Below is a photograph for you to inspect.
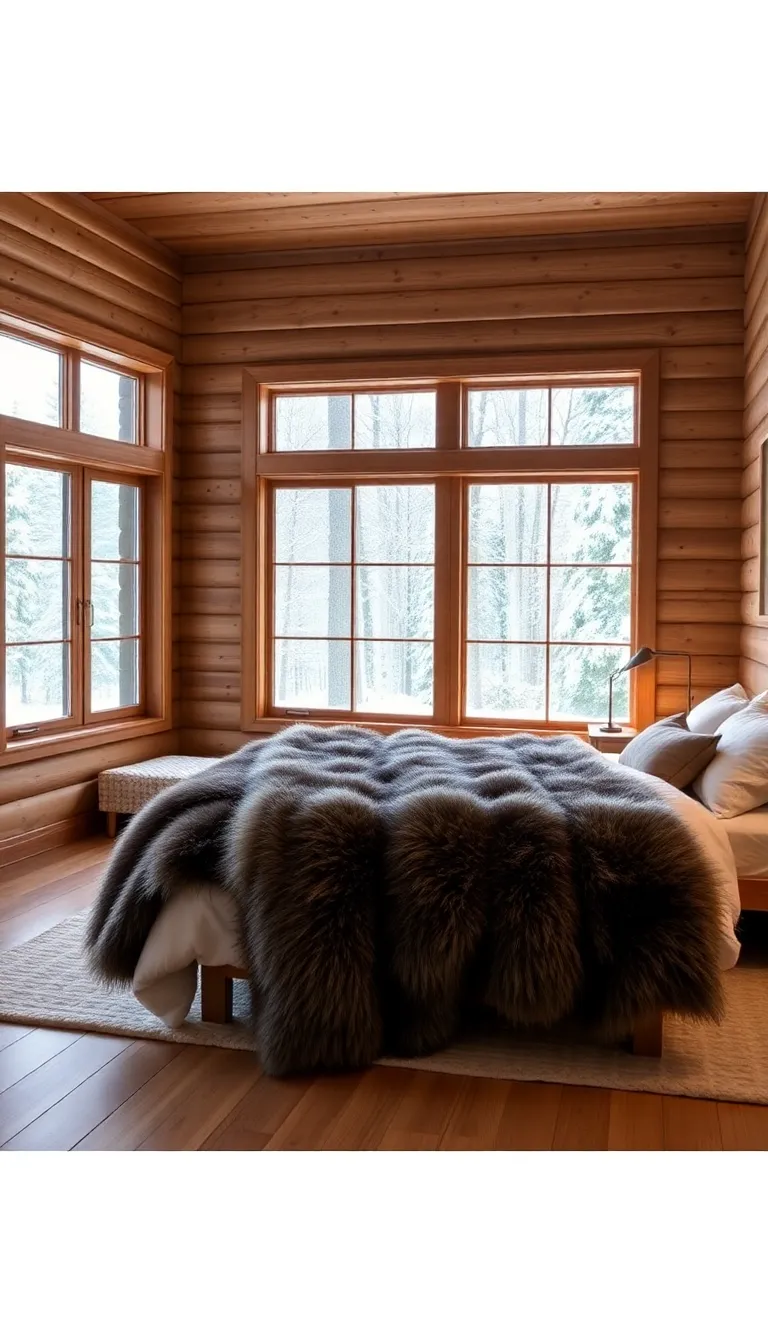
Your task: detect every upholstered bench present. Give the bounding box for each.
[98,755,218,837]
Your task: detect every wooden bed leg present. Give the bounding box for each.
[631,1011,663,1058]
[106,811,117,839]
[201,964,234,1025]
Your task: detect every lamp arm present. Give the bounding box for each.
[654,649,693,714]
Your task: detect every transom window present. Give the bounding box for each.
[0,330,141,444]
[246,360,654,734]
[275,390,437,451]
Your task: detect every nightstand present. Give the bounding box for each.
[587,724,637,754]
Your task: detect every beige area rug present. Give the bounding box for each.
[1,911,767,1103]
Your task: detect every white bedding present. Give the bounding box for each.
[132,762,743,1027]
[721,805,768,879]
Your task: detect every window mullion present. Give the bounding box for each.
[71,464,86,727]
[435,381,461,451]
[433,476,462,727]
[63,351,80,432]
[545,482,552,723]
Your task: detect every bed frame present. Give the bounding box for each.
[199,965,667,1056]
[198,879,768,1059]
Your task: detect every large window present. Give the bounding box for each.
[4,464,143,735]
[244,356,658,734]
[1,318,172,756]
[273,484,435,714]
[466,481,632,722]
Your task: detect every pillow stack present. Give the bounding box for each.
[690,688,768,818]
[618,682,768,819]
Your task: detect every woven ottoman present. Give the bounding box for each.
[98,755,219,837]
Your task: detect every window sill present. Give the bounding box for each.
[1,715,172,768]
[243,715,592,740]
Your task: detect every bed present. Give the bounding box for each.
[122,746,747,1063]
[721,806,768,910]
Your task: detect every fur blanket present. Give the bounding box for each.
[87,726,724,1075]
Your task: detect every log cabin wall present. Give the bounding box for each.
[741,195,768,695]
[0,194,182,863]
[178,224,746,756]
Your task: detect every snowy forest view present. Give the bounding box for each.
[4,465,140,726]
[2,332,141,728]
[2,336,635,728]
[273,386,633,720]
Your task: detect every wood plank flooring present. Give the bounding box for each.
[1,837,767,1150]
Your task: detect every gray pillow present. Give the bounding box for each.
[618,712,719,789]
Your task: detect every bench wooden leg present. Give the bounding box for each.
[106,811,118,839]
[631,1011,663,1057]
[201,964,234,1024]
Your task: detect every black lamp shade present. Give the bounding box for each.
[619,645,656,673]
[611,645,693,716]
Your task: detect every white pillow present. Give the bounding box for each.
[692,700,768,818]
[686,683,749,734]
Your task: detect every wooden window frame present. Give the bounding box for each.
[0,309,173,766]
[83,466,145,728]
[3,458,146,740]
[242,350,659,737]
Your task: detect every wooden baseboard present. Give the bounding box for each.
[0,811,100,868]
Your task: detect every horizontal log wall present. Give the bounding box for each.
[177,225,746,753]
[0,194,182,863]
[741,195,768,695]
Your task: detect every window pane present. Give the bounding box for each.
[550,567,631,642]
[354,392,436,448]
[91,563,139,638]
[274,638,351,709]
[468,484,548,563]
[355,641,433,714]
[467,567,547,641]
[80,362,138,443]
[91,638,139,711]
[550,483,632,563]
[275,488,351,563]
[5,464,69,557]
[466,643,546,719]
[275,565,351,637]
[6,559,69,642]
[6,642,69,726]
[275,395,352,451]
[91,481,140,560]
[467,388,549,446]
[550,385,635,445]
[549,645,630,721]
[0,333,61,426]
[355,566,433,639]
[355,485,435,563]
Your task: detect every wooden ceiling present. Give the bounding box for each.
[85,192,755,257]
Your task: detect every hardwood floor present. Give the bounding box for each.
[1,837,767,1150]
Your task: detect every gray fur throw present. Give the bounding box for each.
[87,725,724,1075]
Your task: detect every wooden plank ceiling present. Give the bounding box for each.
[85,193,755,256]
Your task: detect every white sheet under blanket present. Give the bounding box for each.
[132,760,742,1028]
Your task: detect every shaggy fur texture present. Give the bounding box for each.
[87,726,726,1075]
